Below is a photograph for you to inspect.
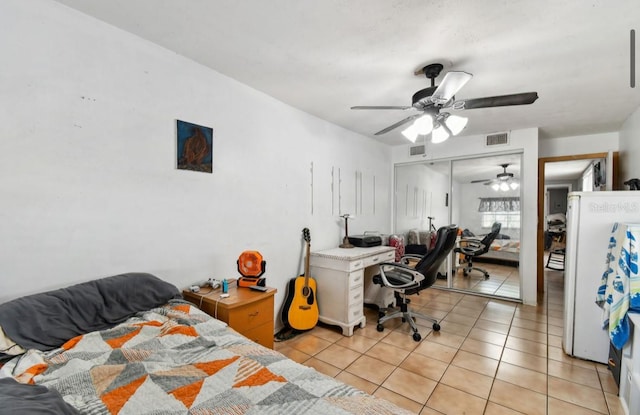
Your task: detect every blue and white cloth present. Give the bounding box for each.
[596,222,640,349]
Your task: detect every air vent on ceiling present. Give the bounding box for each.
[485,132,509,146]
[409,145,425,156]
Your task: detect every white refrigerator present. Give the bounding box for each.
[563,191,640,364]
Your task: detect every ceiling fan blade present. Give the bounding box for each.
[457,92,539,110]
[470,179,491,183]
[374,114,422,135]
[351,105,413,110]
[431,71,472,104]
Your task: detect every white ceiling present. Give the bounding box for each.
[544,159,595,182]
[54,0,640,147]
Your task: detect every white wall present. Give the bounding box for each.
[394,163,449,235]
[0,0,392,323]
[538,132,618,158]
[457,182,520,239]
[392,129,538,304]
[619,106,640,182]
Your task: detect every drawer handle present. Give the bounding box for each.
[608,358,616,367]
[353,261,363,268]
[371,256,379,263]
[352,293,361,300]
[248,311,260,317]
[353,275,362,282]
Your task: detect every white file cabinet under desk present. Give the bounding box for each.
[310,246,396,336]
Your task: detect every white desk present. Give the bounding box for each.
[310,245,395,336]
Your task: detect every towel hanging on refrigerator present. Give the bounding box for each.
[596,222,640,349]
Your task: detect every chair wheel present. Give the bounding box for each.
[376,324,384,332]
[412,332,421,342]
[378,311,385,318]
[484,274,490,279]
[432,323,441,331]
[463,270,469,276]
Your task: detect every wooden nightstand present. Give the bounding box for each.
[182,284,277,349]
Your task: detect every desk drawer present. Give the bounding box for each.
[347,303,363,323]
[363,250,394,268]
[348,285,363,306]
[348,270,364,289]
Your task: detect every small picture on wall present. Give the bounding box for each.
[176,120,213,173]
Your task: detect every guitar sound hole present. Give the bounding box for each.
[302,287,310,297]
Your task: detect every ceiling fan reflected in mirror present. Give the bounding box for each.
[471,163,520,191]
[351,63,538,143]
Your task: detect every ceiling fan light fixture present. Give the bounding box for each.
[401,124,419,143]
[413,114,433,135]
[491,183,500,191]
[510,181,519,190]
[500,182,510,192]
[431,125,450,143]
[444,115,468,135]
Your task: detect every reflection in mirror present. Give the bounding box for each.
[394,161,450,236]
[437,153,521,299]
[394,153,522,301]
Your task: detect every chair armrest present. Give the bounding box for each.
[401,254,423,260]
[458,236,482,245]
[399,254,423,266]
[378,262,424,289]
[455,239,487,255]
[455,243,487,255]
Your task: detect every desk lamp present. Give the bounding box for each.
[339,214,354,248]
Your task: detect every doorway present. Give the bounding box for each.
[536,152,618,295]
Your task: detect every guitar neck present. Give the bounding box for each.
[304,241,311,285]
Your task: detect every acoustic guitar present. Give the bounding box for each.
[282,228,319,330]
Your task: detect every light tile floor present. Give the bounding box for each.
[434,261,521,299]
[275,265,625,414]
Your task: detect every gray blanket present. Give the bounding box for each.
[0,378,79,415]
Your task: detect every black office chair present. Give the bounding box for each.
[454,222,502,279]
[373,225,459,342]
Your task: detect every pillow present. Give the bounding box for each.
[0,326,26,363]
[0,273,181,351]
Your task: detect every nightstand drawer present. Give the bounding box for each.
[227,296,273,330]
[237,322,274,349]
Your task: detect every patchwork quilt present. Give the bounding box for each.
[2,300,411,414]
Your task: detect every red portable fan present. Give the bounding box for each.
[237,250,266,287]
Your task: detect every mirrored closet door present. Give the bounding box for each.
[394,153,522,301]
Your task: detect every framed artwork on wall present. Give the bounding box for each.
[176,119,213,173]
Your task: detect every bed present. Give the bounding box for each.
[0,273,411,415]
[477,238,520,266]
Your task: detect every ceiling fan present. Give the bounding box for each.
[471,163,520,191]
[351,63,538,143]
